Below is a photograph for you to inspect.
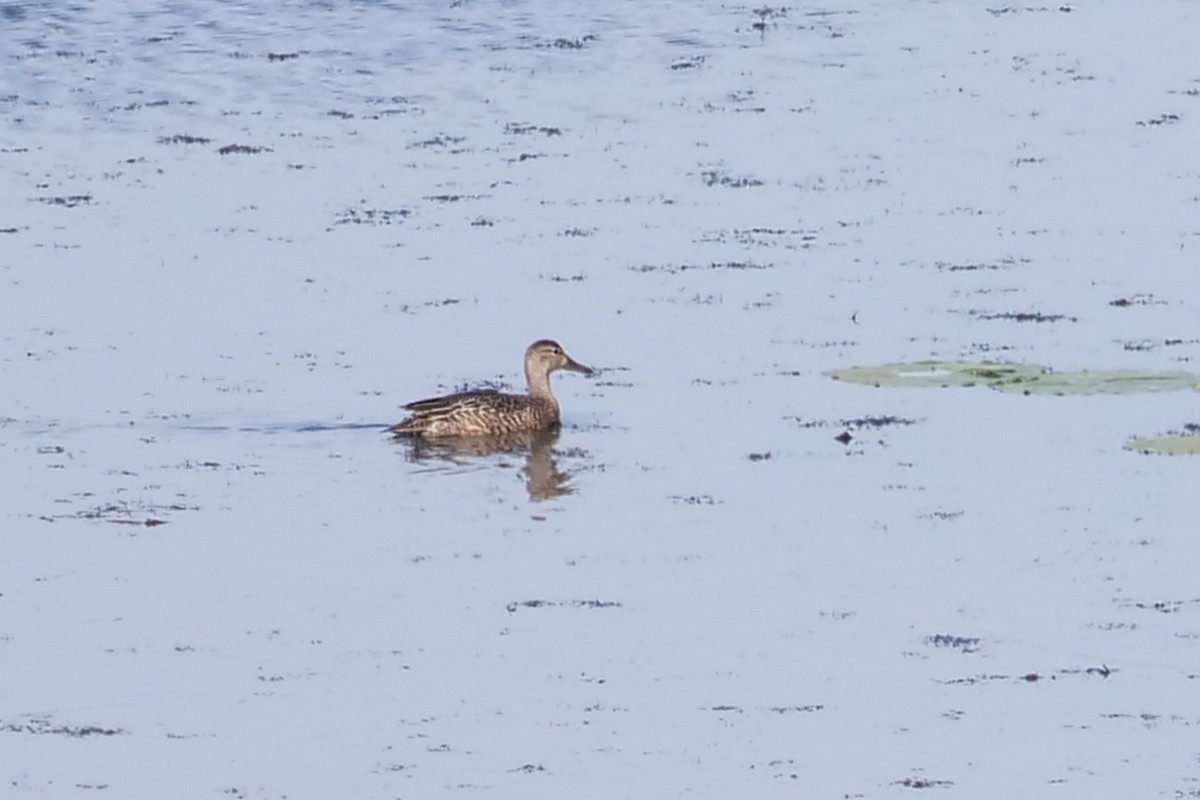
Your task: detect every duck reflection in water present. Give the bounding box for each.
[400,428,579,502]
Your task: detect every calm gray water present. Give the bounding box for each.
[3,2,1200,798]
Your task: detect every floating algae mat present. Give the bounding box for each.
[827,361,1200,396]
[1125,434,1200,456]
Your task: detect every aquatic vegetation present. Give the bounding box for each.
[828,360,1200,396]
[1125,433,1200,456]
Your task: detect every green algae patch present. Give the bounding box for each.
[1125,434,1200,456]
[828,361,1200,396]
[827,361,1047,390]
[989,370,1200,395]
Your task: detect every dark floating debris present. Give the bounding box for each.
[668,494,722,505]
[332,206,411,226]
[1136,113,1180,127]
[920,509,964,521]
[670,55,706,70]
[797,415,918,441]
[505,123,563,136]
[543,35,597,50]
[941,665,1113,684]
[700,169,763,188]
[841,415,917,429]
[158,134,211,145]
[973,310,1075,323]
[1119,338,1195,352]
[391,297,462,315]
[217,143,272,155]
[409,134,466,149]
[768,704,823,714]
[986,5,1075,15]
[117,99,173,112]
[505,599,621,613]
[892,777,954,789]
[44,498,195,526]
[508,764,547,774]
[925,634,981,653]
[1118,598,1199,614]
[700,226,819,248]
[33,194,92,207]
[935,258,1017,271]
[631,260,772,274]
[1108,293,1164,307]
[939,673,1013,686]
[751,6,787,35]
[423,194,488,203]
[109,518,168,527]
[0,718,125,737]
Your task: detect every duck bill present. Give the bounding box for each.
[564,355,594,376]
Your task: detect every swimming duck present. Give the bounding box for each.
[388,339,593,437]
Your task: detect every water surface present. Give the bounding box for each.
[3,2,1199,797]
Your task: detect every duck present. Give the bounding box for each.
[388,339,593,437]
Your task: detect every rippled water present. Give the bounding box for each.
[3,1,1200,797]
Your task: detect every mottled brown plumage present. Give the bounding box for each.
[388,340,593,437]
